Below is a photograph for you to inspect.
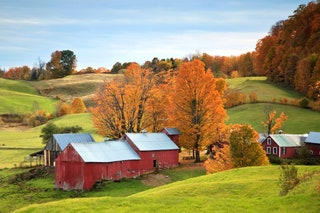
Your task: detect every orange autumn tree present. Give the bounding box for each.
[261,109,288,134]
[168,60,228,163]
[204,123,233,174]
[91,63,156,138]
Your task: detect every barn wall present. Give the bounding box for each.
[306,143,320,158]
[139,150,179,173]
[55,145,85,190]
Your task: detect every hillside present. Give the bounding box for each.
[29,73,121,106]
[15,166,320,213]
[0,78,57,114]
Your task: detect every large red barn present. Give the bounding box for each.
[55,132,179,190]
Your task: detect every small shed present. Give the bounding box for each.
[44,133,95,166]
[305,132,320,158]
[261,134,306,158]
[55,140,141,190]
[124,132,179,172]
[161,127,181,148]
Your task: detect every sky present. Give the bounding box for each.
[0,0,312,70]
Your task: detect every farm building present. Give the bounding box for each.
[261,134,307,158]
[305,132,320,158]
[55,132,179,190]
[161,127,181,148]
[44,133,95,166]
[55,140,141,190]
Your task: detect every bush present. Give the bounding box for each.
[279,163,299,196]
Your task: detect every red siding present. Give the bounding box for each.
[138,150,179,173]
[306,143,320,158]
[261,136,298,158]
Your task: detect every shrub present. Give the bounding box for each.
[299,98,309,108]
[279,163,299,196]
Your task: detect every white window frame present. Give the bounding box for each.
[267,147,271,154]
[273,147,277,154]
[282,147,286,155]
[267,138,271,145]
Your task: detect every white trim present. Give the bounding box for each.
[273,147,277,155]
[266,147,271,154]
[267,138,271,145]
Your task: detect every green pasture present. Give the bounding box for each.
[0,113,102,169]
[14,166,320,213]
[226,77,302,101]
[0,164,206,213]
[227,103,320,133]
[0,78,57,114]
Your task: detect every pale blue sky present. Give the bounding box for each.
[0,0,312,70]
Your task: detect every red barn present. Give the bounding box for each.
[305,132,320,158]
[55,140,141,190]
[124,132,180,172]
[55,132,179,190]
[261,134,306,158]
[161,127,181,148]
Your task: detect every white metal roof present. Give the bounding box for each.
[53,133,95,151]
[125,132,179,151]
[305,132,320,144]
[269,134,307,147]
[163,128,181,135]
[70,140,141,163]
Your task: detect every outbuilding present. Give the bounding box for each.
[305,132,320,158]
[44,133,95,166]
[55,132,179,190]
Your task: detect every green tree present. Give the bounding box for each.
[229,124,269,167]
[40,123,83,144]
[46,50,76,78]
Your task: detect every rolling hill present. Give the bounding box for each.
[14,165,320,213]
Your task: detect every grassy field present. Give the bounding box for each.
[227,103,320,133]
[13,165,320,213]
[0,78,57,114]
[0,164,206,213]
[226,77,303,101]
[0,113,103,169]
[29,73,121,105]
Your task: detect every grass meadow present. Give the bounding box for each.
[13,165,320,213]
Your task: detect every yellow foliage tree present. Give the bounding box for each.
[70,97,87,114]
[229,124,269,167]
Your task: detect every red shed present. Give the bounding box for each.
[55,140,140,190]
[305,132,320,158]
[161,127,181,148]
[261,134,306,158]
[124,132,179,172]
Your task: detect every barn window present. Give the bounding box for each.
[310,150,314,155]
[282,147,286,155]
[273,147,277,154]
[153,160,157,168]
[152,153,155,158]
[267,138,271,145]
[267,147,271,154]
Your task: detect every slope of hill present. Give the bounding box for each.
[227,103,320,133]
[0,78,57,114]
[15,166,320,213]
[226,76,302,101]
[29,73,120,106]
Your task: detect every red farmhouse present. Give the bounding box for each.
[261,134,306,158]
[55,132,179,190]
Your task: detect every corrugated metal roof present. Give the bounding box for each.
[53,133,95,151]
[305,132,320,144]
[270,134,306,147]
[125,133,179,151]
[71,140,141,163]
[163,128,181,135]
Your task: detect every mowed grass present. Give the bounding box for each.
[0,113,102,169]
[15,166,320,213]
[29,73,121,104]
[227,103,320,133]
[0,78,57,114]
[226,77,302,101]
